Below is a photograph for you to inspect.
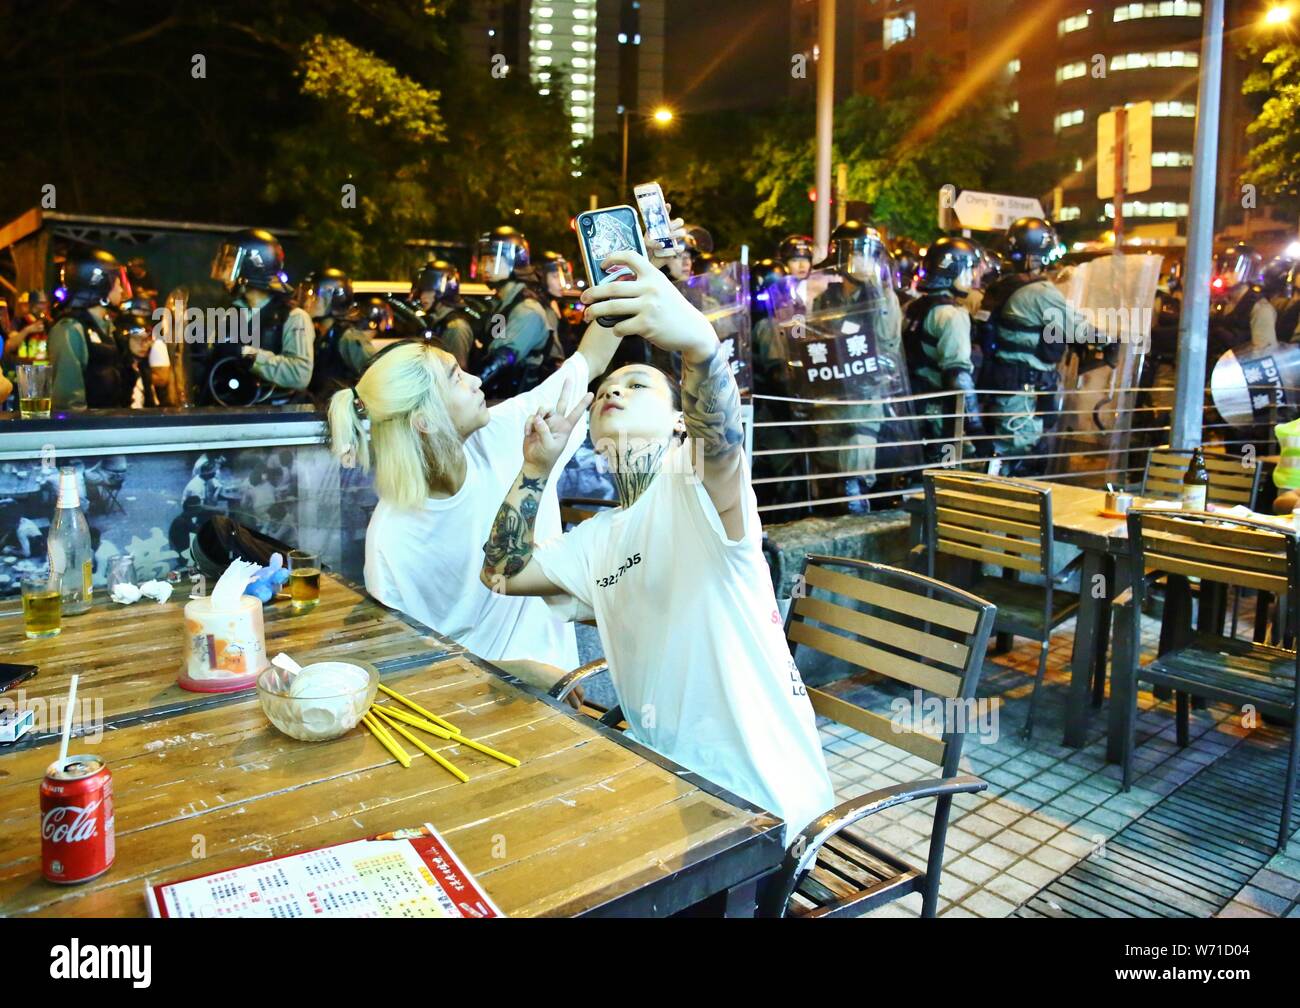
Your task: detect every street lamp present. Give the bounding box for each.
[1265,4,1293,25]
[620,105,674,195]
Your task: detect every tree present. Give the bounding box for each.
[1243,38,1300,220]
[748,64,1061,244]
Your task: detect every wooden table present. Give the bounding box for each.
[0,576,458,741]
[0,577,783,917]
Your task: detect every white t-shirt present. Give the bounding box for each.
[364,355,589,670]
[534,444,834,840]
[130,339,171,408]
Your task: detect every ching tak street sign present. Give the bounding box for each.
[946,189,1047,232]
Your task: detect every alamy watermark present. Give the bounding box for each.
[149,305,260,348]
[890,689,1000,746]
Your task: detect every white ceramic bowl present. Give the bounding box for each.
[256,661,378,742]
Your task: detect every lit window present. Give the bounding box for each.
[1007,58,1021,74]
[571,89,588,100]
[1055,109,1085,130]
[1075,157,1084,172]
[537,23,553,34]
[538,72,551,81]
[1114,1,1202,22]
[1152,151,1194,167]
[538,88,550,95]
[572,40,589,51]
[1058,206,1082,221]
[1058,13,1089,34]
[571,73,588,83]
[1057,61,1087,82]
[1111,50,1199,71]
[572,57,589,67]
[573,24,588,35]
[618,32,627,43]
[1153,100,1196,116]
[535,39,553,50]
[883,12,916,48]
[571,106,587,117]
[537,7,553,16]
[1008,99,1020,114]
[536,56,552,66]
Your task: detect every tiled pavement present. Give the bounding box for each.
[812,610,1294,918]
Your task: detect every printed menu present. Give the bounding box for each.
[146,824,503,918]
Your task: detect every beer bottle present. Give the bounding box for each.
[1182,446,1209,511]
[48,467,94,615]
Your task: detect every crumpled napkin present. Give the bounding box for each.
[139,580,173,603]
[110,582,142,605]
[110,579,172,605]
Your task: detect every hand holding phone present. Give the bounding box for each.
[575,205,647,329]
[634,182,684,257]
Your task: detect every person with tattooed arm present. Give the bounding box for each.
[327,319,617,704]
[480,250,834,839]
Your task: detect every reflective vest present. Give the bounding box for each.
[1274,416,1300,491]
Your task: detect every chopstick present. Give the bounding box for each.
[375,703,521,768]
[361,713,411,768]
[376,682,460,734]
[370,706,470,783]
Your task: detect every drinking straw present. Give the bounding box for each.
[375,682,459,734]
[361,713,411,768]
[370,706,469,783]
[374,703,520,768]
[57,675,78,773]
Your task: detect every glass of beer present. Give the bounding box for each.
[21,571,62,639]
[288,550,320,612]
[16,364,52,419]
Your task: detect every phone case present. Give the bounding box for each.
[634,182,681,254]
[575,206,646,329]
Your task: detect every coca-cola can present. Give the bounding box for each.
[41,755,115,884]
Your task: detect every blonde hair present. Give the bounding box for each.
[328,342,464,510]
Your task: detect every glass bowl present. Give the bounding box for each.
[256,661,378,742]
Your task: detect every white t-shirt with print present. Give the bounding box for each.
[533,443,834,839]
[364,355,589,669]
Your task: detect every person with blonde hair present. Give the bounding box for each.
[327,318,620,689]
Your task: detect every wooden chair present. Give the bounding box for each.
[1141,445,1265,645]
[921,469,1081,737]
[759,555,995,918]
[1141,446,1261,509]
[1113,509,1300,849]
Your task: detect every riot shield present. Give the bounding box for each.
[1051,253,1161,482]
[675,261,752,395]
[1210,342,1300,448]
[778,268,921,498]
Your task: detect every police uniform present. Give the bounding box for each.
[48,308,129,410]
[238,294,316,393]
[904,292,975,462]
[484,279,555,392]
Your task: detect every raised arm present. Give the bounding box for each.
[581,249,748,537]
[680,341,747,536]
[480,377,593,597]
[575,318,621,379]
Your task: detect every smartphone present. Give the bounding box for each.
[574,205,647,329]
[634,181,681,255]
[0,663,37,693]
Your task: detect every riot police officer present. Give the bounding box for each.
[538,250,579,358]
[47,249,132,410]
[892,237,921,310]
[1263,255,1299,345]
[977,217,1086,475]
[298,268,375,399]
[410,259,476,368]
[903,237,985,463]
[807,220,905,513]
[475,226,555,395]
[750,259,806,508]
[1209,242,1274,358]
[209,228,315,404]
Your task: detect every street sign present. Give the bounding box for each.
[1097,101,1153,199]
[949,190,1046,232]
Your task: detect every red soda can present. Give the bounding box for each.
[40,756,115,884]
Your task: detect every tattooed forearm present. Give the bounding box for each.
[482,468,547,584]
[611,441,666,509]
[681,343,743,460]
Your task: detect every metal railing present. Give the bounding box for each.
[749,383,1286,516]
